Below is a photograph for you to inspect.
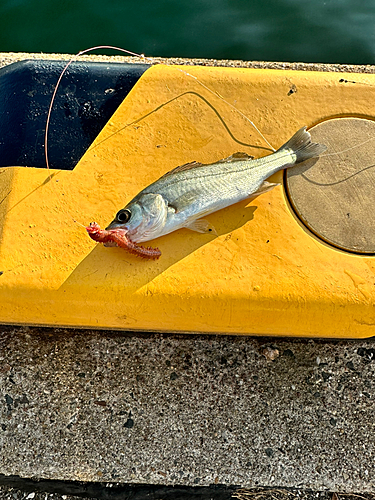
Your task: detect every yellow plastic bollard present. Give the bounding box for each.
[0,64,374,336]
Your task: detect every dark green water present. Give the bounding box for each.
[0,0,374,64]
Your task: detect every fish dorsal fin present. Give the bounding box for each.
[160,152,253,179]
[160,161,205,179]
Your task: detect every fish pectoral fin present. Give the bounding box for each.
[185,218,217,235]
[249,181,280,199]
[169,191,200,213]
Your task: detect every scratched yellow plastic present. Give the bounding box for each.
[0,64,375,336]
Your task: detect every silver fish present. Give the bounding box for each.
[106,127,326,243]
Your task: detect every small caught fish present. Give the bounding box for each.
[87,127,326,259]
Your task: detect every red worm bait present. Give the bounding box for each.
[86,222,161,260]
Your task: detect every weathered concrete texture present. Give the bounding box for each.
[0,487,82,500]
[0,327,374,491]
[0,51,375,73]
[0,486,372,500]
[0,478,237,500]
[0,485,374,500]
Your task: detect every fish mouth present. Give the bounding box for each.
[103,226,129,247]
[105,219,129,231]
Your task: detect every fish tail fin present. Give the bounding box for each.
[278,126,327,163]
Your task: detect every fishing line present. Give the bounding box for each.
[177,69,277,151]
[320,134,375,157]
[301,162,375,187]
[44,45,278,178]
[46,45,373,172]
[44,45,146,173]
[44,46,150,228]
[44,45,373,229]
[45,45,282,230]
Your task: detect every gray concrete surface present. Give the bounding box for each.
[0,487,82,500]
[0,486,372,500]
[0,326,374,491]
[1,51,375,73]
[0,485,373,500]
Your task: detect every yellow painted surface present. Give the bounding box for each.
[0,64,375,336]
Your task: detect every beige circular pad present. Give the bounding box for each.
[286,117,375,254]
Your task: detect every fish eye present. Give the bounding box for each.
[116,209,131,223]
